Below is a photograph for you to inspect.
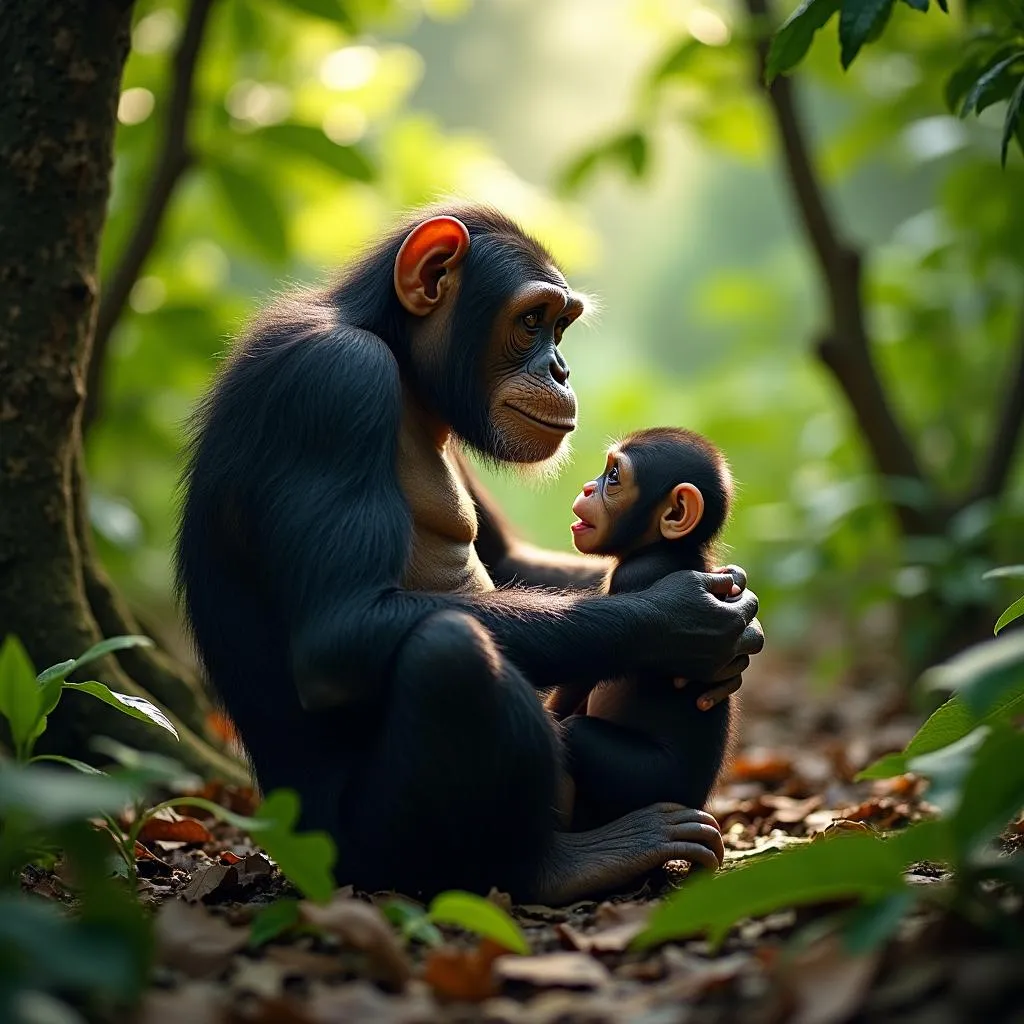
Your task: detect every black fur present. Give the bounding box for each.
[565,428,736,828]
[175,208,756,899]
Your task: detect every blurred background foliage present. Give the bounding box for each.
[90,0,1023,680]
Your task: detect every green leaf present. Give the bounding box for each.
[842,890,918,953]
[982,565,1024,580]
[37,658,75,685]
[839,0,894,69]
[558,147,604,194]
[765,0,841,82]
[617,132,648,178]
[381,897,444,946]
[91,737,198,788]
[634,823,945,949]
[857,678,1024,780]
[62,682,179,739]
[70,635,153,673]
[255,790,337,903]
[271,0,355,29]
[923,630,1024,717]
[254,124,375,182]
[951,726,1024,859]
[0,763,139,824]
[428,891,530,954]
[1001,76,1024,165]
[960,52,1024,117]
[209,162,289,263]
[29,754,106,776]
[908,726,989,814]
[0,894,143,1003]
[249,899,303,948]
[650,38,705,84]
[995,594,1024,633]
[0,635,43,758]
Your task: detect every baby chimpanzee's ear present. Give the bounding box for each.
[660,483,704,541]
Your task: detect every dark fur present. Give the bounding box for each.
[565,428,736,828]
[175,207,744,899]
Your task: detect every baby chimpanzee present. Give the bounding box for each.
[561,427,738,830]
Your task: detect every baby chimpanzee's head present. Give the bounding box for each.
[570,427,732,559]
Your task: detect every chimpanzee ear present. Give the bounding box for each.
[394,216,471,316]
[660,483,704,541]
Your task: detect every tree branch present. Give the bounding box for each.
[971,301,1024,503]
[84,0,215,430]
[744,0,936,536]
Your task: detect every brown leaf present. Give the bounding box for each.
[220,850,243,865]
[811,819,875,841]
[300,896,411,991]
[138,809,214,845]
[778,933,880,1024]
[154,900,248,979]
[495,951,611,990]
[183,862,237,902]
[135,980,225,1024]
[728,750,794,784]
[556,914,648,954]
[306,980,437,1024]
[422,938,509,1002]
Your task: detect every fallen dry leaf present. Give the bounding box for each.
[422,938,509,1002]
[779,932,880,1024]
[183,862,236,902]
[495,951,611,990]
[728,749,794,784]
[811,819,876,841]
[305,980,437,1024]
[300,895,411,991]
[138,808,214,845]
[135,980,226,1024]
[154,900,249,979]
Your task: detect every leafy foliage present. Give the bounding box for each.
[428,891,530,954]
[766,0,1024,163]
[634,623,1024,951]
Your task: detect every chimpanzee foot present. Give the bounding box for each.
[530,803,724,905]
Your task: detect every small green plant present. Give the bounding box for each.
[984,565,1024,634]
[634,621,1024,952]
[0,633,171,763]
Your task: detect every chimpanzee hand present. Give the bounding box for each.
[638,567,761,688]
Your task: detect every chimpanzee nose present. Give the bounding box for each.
[550,355,570,385]
[582,482,596,497]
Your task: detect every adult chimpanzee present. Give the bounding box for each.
[560,428,739,829]
[175,204,763,903]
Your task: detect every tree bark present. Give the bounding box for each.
[0,0,244,783]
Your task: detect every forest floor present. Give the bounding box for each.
[24,652,1024,1024]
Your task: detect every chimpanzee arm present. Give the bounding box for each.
[455,453,610,592]
[234,324,756,709]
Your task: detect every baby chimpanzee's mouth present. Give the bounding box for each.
[570,518,593,534]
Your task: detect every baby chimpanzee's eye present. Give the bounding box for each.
[607,464,620,485]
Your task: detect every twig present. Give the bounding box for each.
[84,0,215,429]
[744,0,934,535]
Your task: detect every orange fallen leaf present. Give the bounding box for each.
[728,750,794,784]
[422,938,509,1002]
[138,809,214,845]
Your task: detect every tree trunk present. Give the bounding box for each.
[0,0,245,784]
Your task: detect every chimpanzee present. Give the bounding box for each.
[175,204,763,902]
[558,428,739,829]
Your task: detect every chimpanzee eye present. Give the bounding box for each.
[521,310,543,332]
[554,317,570,342]
[607,464,620,485]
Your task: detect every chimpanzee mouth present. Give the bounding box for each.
[570,518,593,534]
[505,403,576,433]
